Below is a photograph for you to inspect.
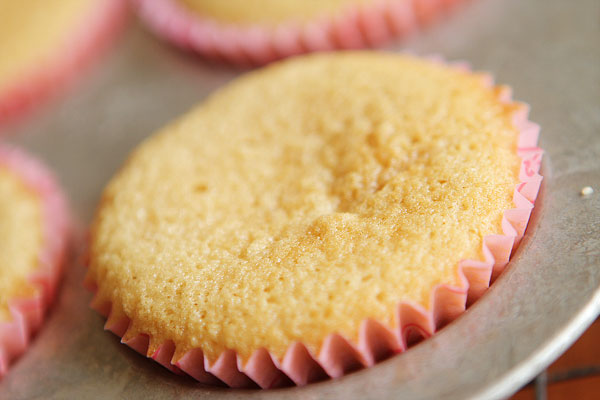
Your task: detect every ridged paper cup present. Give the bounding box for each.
[0,145,70,377]
[85,55,543,388]
[132,0,466,66]
[0,0,128,128]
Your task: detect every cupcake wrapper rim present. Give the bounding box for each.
[131,0,466,66]
[0,145,70,378]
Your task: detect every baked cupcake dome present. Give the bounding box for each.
[0,0,126,125]
[87,52,542,388]
[0,145,69,377]
[132,0,464,66]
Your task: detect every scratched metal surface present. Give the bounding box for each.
[1,0,599,398]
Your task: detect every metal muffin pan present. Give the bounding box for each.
[2,0,599,398]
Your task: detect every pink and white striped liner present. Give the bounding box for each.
[131,0,465,66]
[0,0,128,128]
[86,59,543,388]
[0,145,70,378]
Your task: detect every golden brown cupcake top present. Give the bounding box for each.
[88,52,520,363]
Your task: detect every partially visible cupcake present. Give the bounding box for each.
[0,145,69,377]
[0,0,127,126]
[132,0,464,66]
[86,52,542,388]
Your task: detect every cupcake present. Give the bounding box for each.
[0,145,69,377]
[0,0,127,126]
[86,52,542,388]
[132,0,464,66]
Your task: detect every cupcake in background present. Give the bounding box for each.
[0,0,127,127]
[0,145,69,378]
[132,0,464,66]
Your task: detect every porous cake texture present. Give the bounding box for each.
[88,52,521,365]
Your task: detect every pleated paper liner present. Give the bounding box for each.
[0,145,70,377]
[132,0,466,66]
[0,0,128,128]
[85,58,543,388]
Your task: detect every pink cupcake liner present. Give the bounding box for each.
[131,0,466,66]
[0,145,70,378]
[0,0,128,128]
[86,58,543,388]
